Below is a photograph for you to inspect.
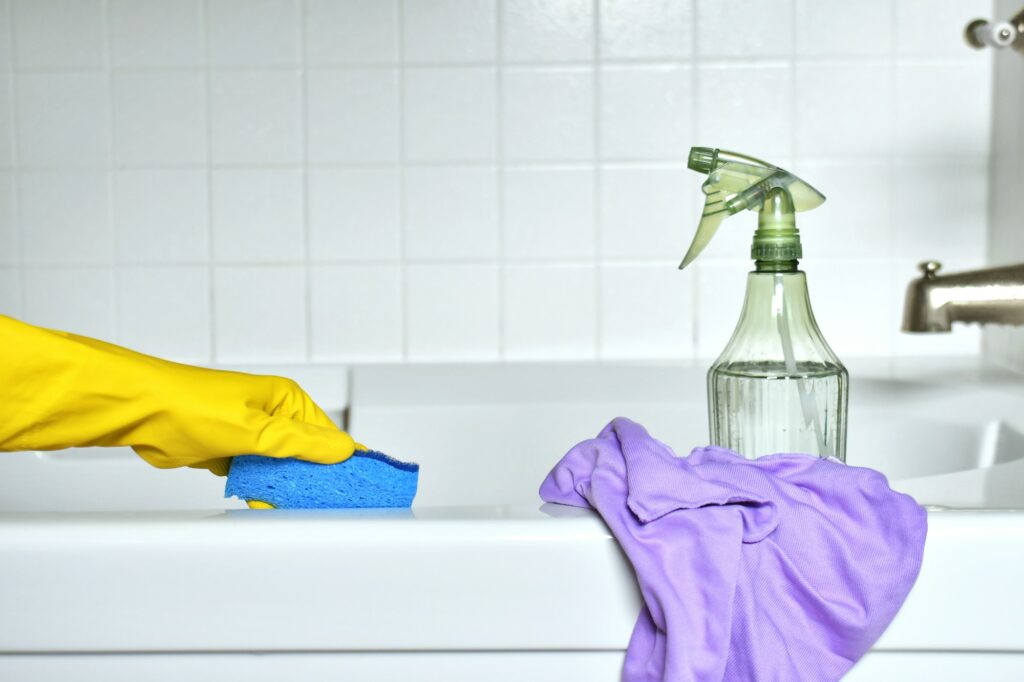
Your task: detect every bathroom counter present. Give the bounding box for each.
[2,358,1023,680]
[0,505,1021,654]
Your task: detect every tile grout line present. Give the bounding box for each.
[102,0,118,343]
[201,0,217,363]
[14,153,990,172]
[495,0,506,360]
[592,0,603,360]
[397,0,410,361]
[689,0,700,359]
[6,54,971,75]
[886,0,898,358]
[7,0,24,317]
[300,0,313,362]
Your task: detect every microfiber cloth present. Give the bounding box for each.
[225,450,419,509]
[540,417,927,682]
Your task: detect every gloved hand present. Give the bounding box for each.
[0,315,360,475]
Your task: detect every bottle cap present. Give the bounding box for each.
[679,147,824,270]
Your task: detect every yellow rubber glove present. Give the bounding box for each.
[0,315,359,476]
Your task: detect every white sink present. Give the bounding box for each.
[1,358,1023,681]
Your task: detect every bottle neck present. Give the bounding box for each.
[715,269,842,368]
[754,259,799,273]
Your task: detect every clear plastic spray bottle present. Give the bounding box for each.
[680,148,848,461]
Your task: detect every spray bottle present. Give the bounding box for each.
[681,147,848,460]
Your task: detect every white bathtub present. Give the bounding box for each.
[1,359,1023,681]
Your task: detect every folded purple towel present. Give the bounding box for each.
[539,417,927,682]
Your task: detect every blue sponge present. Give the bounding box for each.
[225,451,419,509]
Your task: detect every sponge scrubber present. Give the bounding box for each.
[225,450,419,509]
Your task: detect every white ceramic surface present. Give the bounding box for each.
[1,359,1022,680]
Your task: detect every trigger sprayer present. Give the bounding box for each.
[681,147,848,461]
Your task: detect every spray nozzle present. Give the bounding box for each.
[679,147,825,270]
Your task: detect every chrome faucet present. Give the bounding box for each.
[902,261,1024,332]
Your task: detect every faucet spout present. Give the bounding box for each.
[902,262,1024,332]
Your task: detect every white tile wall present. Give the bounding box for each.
[308,167,400,261]
[0,171,15,264]
[600,65,691,159]
[504,264,597,359]
[112,72,206,166]
[17,73,109,167]
[502,67,593,161]
[211,168,305,263]
[403,67,497,161]
[406,263,499,360]
[403,166,498,259]
[207,0,301,67]
[116,265,210,362]
[209,70,302,164]
[108,0,204,68]
[984,0,1024,369]
[0,75,12,167]
[306,69,399,163]
[0,0,998,364]
[305,0,398,65]
[310,264,403,360]
[213,265,306,362]
[0,1,11,72]
[502,0,592,62]
[12,0,105,70]
[503,167,594,260]
[402,0,497,64]
[113,169,209,264]
[22,266,115,340]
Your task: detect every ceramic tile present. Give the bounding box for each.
[207,0,300,67]
[21,171,110,265]
[404,166,498,260]
[109,0,203,67]
[17,74,109,167]
[306,0,398,65]
[502,0,593,62]
[503,167,595,260]
[502,67,593,161]
[307,69,399,163]
[112,72,206,166]
[696,0,792,58]
[23,266,115,339]
[406,263,500,360]
[402,0,496,63]
[213,265,307,362]
[403,67,497,162]
[794,62,892,158]
[13,0,104,69]
[600,166,692,259]
[600,66,691,160]
[795,0,891,57]
[599,0,692,59]
[211,169,304,263]
[117,266,210,362]
[114,169,208,264]
[310,265,402,360]
[504,264,597,359]
[601,264,694,359]
[308,168,400,262]
[209,70,302,165]
[0,266,19,317]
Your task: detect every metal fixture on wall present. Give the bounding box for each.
[965,7,1024,53]
[902,261,1024,332]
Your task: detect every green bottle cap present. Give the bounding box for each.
[679,147,824,270]
[687,147,717,174]
[752,187,802,263]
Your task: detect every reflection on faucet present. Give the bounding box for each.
[902,261,1024,332]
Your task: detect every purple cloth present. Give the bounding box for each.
[539,417,927,682]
